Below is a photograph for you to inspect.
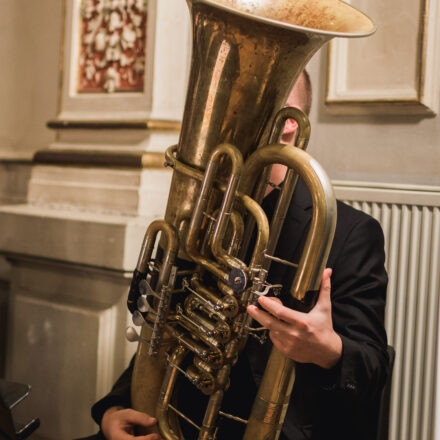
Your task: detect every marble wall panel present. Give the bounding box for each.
[6,258,135,439]
[0,162,32,205]
[28,166,172,216]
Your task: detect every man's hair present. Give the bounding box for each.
[285,69,312,117]
[302,69,312,116]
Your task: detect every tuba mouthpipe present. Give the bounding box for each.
[241,144,336,299]
[265,168,299,260]
[240,107,311,262]
[264,109,311,260]
[267,107,311,149]
[248,108,311,217]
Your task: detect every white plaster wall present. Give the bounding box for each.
[0,0,61,159]
[307,49,440,187]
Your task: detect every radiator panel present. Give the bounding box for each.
[340,193,440,440]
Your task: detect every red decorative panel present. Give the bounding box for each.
[78,0,148,93]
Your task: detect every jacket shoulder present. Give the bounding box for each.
[335,199,382,233]
[329,200,384,266]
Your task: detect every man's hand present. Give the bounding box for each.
[101,407,162,440]
[247,268,342,369]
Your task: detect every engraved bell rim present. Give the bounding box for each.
[189,0,376,39]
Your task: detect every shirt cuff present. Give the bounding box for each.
[319,334,360,396]
[91,394,129,427]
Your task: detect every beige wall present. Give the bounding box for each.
[0,2,179,437]
[308,50,440,187]
[0,2,439,439]
[1,2,438,183]
[0,0,61,159]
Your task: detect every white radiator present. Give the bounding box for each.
[334,181,440,440]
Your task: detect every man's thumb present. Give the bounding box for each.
[125,409,158,427]
[315,268,332,309]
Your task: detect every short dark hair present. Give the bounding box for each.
[286,69,312,116]
[302,69,312,116]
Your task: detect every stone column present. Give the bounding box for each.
[0,0,190,438]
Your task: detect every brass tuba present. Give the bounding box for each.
[126,1,375,439]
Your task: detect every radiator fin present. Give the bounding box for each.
[342,200,440,440]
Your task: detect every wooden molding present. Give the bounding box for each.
[33,149,166,169]
[46,119,181,131]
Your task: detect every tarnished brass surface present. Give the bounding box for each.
[135,220,178,285]
[130,220,179,426]
[185,143,245,281]
[131,324,173,434]
[241,144,337,297]
[129,1,375,439]
[157,346,188,439]
[243,348,295,440]
[211,0,375,35]
[166,1,329,252]
[240,107,311,260]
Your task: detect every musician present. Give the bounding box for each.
[88,71,388,440]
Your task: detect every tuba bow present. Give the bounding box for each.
[126,1,375,439]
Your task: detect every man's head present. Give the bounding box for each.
[281,70,312,145]
[267,70,312,193]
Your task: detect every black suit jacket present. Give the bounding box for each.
[92,180,388,440]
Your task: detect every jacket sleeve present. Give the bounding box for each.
[321,215,389,401]
[91,356,135,426]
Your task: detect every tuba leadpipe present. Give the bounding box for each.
[127,1,375,439]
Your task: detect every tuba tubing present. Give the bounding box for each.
[127,1,375,439]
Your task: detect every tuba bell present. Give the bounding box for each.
[126,1,375,439]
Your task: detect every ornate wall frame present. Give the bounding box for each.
[326,0,440,116]
[52,0,190,128]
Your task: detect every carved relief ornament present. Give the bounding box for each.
[78,0,148,93]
